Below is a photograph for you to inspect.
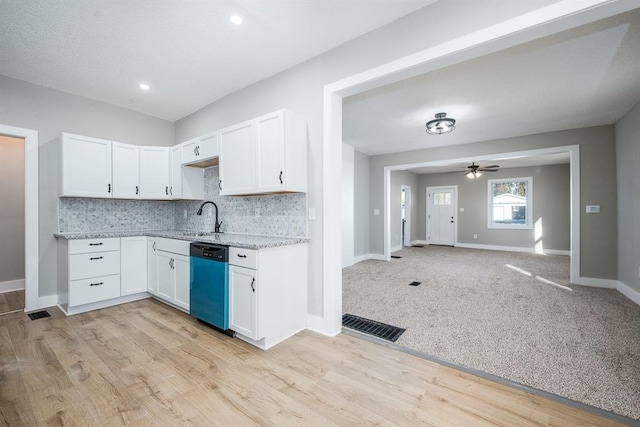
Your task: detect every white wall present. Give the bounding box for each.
[390,170,419,249]
[354,150,371,258]
[0,75,174,297]
[0,135,25,283]
[341,144,354,267]
[615,102,640,293]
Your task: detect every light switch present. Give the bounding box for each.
[373,209,380,215]
[459,208,465,213]
[585,205,600,214]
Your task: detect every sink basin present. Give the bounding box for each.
[180,231,220,237]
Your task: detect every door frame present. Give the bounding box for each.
[426,185,458,247]
[317,0,629,337]
[0,124,40,312]
[401,185,411,247]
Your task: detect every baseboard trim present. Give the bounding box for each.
[455,242,570,256]
[62,292,151,316]
[353,253,386,264]
[306,314,340,337]
[390,245,402,253]
[0,279,25,293]
[32,295,58,312]
[617,281,640,307]
[573,277,618,289]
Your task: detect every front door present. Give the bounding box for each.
[427,186,456,246]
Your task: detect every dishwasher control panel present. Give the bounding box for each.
[190,242,228,262]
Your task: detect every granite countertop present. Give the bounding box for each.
[54,230,309,249]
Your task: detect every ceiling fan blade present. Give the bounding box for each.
[482,165,500,169]
[479,169,499,172]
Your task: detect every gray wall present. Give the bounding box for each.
[174,1,557,315]
[416,164,570,251]
[0,135,25,282]
[369,126,617,280]
[354,150,370,257]
[0,75,174,297]
[615,102,640,293]
[390,170,419,248]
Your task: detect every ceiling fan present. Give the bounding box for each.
[462,162,499,178]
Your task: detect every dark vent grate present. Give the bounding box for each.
[409,281,422,286]
[342,314,405,342]
[28,310,51,320]
[390,255,402,259]
[411,245,425,248]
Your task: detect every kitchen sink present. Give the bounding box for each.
[179,231,221,237]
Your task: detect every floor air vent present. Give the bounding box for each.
[409,281,422,286]
[27,310,51,321]
[411,245,425,248]
[342,314,405,342]
[391,255,402,259]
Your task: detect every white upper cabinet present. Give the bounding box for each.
[170,146,183,199]
[139,146,170,199]
[219,120,256,196]
[181,131,218,167]
[112,142,140,199]
[60,133,112,198]
[219,109,307,196]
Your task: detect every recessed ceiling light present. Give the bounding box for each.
[229,15,243,25]
[139,83,150,91]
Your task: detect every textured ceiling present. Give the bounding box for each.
[343,9,640,156]
[0,0,435,121]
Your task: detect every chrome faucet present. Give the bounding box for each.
[196,201,222,233]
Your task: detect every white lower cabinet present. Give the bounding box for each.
[229,265,258,339]
[121,236,147,296]
[228,243,308,350]
[147,238,190,311]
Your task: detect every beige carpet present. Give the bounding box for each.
[342,246,640,420]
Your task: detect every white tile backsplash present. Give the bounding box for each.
[59,166,308,237]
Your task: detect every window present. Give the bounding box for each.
[432,191,451,205]
[487,177,533,229]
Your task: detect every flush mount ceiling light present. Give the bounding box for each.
[229,14,243,25]
[139,83,150,91]
[426,112,456,135]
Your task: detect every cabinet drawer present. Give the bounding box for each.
[69,238,120,254]
[155,238,190,256]
[69,274,121,307]
[229,247,258,269]
[70,250,120,280]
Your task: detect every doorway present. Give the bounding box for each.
[426,185,457,246]
[0,135,26,314]
[401,185,411,247]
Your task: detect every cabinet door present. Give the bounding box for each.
[219,121,255,195]
[255,111,285,193]
[147,239,158,295]
[112,142,140,199]
[156,251,174,301]
[170,146,183,199]
[180,138,199,165]
[61,134,112,198]
[198,131,218,158]
[121,236,147,296]
[173,254,190,310]
[229,265,258,339]
[139,147,170,199]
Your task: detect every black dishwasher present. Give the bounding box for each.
[189,242,230,332]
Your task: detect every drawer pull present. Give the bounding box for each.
[89,282,104,287]
[89,243,103,246]
[89,256,104,261]
[237,254,247,258]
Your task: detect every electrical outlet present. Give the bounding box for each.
[638,266,640,278]
[207,209,212,218]
[395,235,399,241]
[373,209,380,215]
[473,234,478,239]
[255,208,260,218]
[308,208,316,220]
[183,209,187,219]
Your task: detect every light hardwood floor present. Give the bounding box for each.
[0,289,24,315]
[0,298,627,426]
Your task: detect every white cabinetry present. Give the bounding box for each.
[147,237,190,311]
[181,131,219,167]
[219,109,307,196]
[228,244,307,349]
[140,146,170,199]
[170,146,183,199]
[171,145,204,200]
[121,236,147,295]
[112,142,140,198]
[60,133,112,198]
[57,237,149,315]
